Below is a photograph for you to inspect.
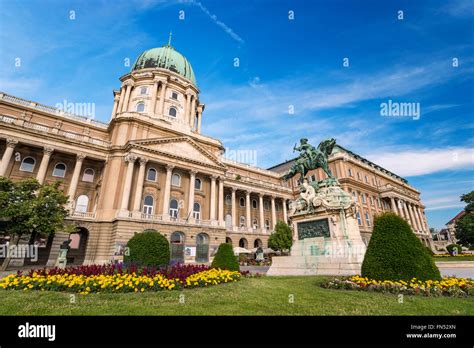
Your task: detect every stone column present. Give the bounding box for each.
[259,193,264,231]
[150,79,159,115]
[111,95,119,118]
[188,170,197,220]
[271,196,277,229]
[67,153,86,207]
[36,146,54,184]
[184,93,191,124]
[231,188,236,227]
[282,198,288,223]
[120,154,136,211]
[162,165,174,217]
[390,197,400,215]
[395,198,404,218]
[0,138,17,176]
[117,86,125,113]
[190,96,196,126]
[245,191,251,229]
[121,83,132,112]
[210,175,217,221]
[158,81,167,116]
[197,105,204,132]
[402,201,411,226]
[407,203,418,231]
[413,205,422,232]
[417,206,427,233]
[132,158,148,213]
[218,177,224,223]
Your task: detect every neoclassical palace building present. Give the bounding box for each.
[0,43,433,267]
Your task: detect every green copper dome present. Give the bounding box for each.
[132,44,197,85]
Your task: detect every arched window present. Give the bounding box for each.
[82,168,94,182]
[143,195,154,215]
[240,216,246,227]
[264,200,270,211]
[19,157,35,172]
[52,163,67,177]
[193,202,201,220]
[252,199,257,209]
[265,219,270,230]
[225,237,232,245]
[169,107,177,117]
[254,239,262,248]
[195,178,202,190]
[75,195,89,213]
[147,168,157,181]
[239,238,248,248]
[239,197,245,207]
[225,214,232,229]
[171,173,181,186]
[252,218,258,229]
[136,102,145,112]
[169,199,179,218]
[225,194,231,205]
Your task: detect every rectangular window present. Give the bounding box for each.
[362,193,366,204]
[365,175,369,183]
[365,212,371,227]
[357,172,361,180]
[171,92,178,100]
[356,212,362,226]
[348,168,353,177]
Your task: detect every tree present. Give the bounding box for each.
[455,191,474,247]
[268,221,293,254]
[361,212,441,281]
[0,177,72,271]
[211,243,239,271]
[124,230,170,267]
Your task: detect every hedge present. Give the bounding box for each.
[361,213,441,281]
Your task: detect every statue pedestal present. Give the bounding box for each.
[267,181,366,276]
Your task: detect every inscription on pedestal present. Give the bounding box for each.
[297,219,330,240]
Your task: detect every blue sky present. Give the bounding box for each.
[0,0,473,229]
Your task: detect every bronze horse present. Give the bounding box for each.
[282,138,336,181]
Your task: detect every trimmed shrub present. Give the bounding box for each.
[211,243,239,271]
[124,230,170,267]
[361,213,441,281]
[446,244,463,256]
[425,246,434,256]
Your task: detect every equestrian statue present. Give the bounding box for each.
[282,138,336,182]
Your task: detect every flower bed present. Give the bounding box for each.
[434,253,473,257]
[321,275,474,297]
[0,264,240,294]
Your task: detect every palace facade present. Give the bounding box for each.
[0,43,433,267]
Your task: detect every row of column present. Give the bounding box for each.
[0,138,88,210]
[118,153,288,230]
[389,196,428,234]
[229,188,288,231]
[111,79,203,131]
[120,154,225,223]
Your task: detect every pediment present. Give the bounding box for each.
[131,136,225,169]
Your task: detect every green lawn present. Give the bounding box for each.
[434,256,474,262]
[0,276,473,316]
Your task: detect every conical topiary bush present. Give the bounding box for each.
[361,212,441,281]
[211,243,239,271]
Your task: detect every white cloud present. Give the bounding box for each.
[366,147,474,177]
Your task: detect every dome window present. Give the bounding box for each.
[136,102,145,113]
[140,87,148,95]
[169,107,177,118]
[171,92,178,100]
